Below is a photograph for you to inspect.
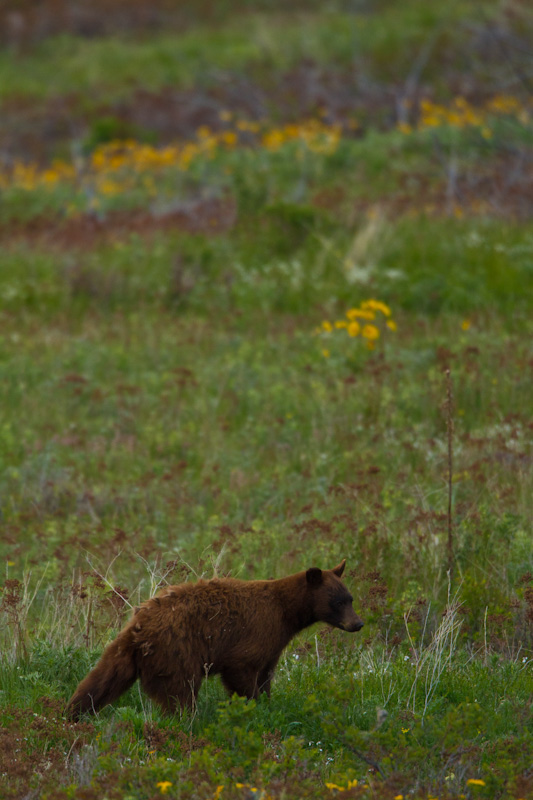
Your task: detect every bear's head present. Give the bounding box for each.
[306,560,363,632]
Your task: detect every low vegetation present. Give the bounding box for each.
[0,0,532,798]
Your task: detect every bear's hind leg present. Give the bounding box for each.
[257,664,276,697]
[141,671,202,715]
[221,667,262,700]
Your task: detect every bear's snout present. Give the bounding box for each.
[341,608,364,632]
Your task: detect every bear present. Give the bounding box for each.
[66,559,363,719]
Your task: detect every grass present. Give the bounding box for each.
[0,1,508,104]
[0,0,532,798]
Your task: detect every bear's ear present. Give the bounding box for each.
[306,567,323,586]
[332,559,346,577]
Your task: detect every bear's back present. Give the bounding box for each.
[129,577,282,656]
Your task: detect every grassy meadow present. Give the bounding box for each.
[0,1,532,798]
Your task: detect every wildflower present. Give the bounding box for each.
[347,322,360,337]
[467,779,486,786]
[221,131,238,148]
[321,321,333,332]
[461,319,471,331]
[41,168,60,185]
[386,320,397,331]
[362,299,392,316]
[322,349,330,358]
[361,324,380,340]
[346,308,375,321]
[397,122,412,135]
[326,780,358,792]
[156,781,173,794]
[325,783,346,792]
[262,129,285,151]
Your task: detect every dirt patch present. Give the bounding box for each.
[0,195,237,250]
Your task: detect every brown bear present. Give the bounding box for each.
[67,559,363,718]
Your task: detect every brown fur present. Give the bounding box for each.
[67,560,363,718]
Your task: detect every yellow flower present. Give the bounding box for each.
[467,779,486,786]
[41,169,60,185]
[461,319,471,331]
[262,130,284,151]
[386,320,397,331]
[156,781,173,794]
[212,787,224,799]
[221,131,238,148]
[362,299,392,316]
[347,321,360,337]
[334,320,347,329]
[321,320,333,332]
[361,324,380,340]
[397,122,412,135]
[346,308,375,321]
[322,349,330,358]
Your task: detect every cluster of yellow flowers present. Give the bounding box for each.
[326,778,360,791]
[1,93,529,204]
[319,299,397,354]
[1,159,77,192]
[154,776,513,799]
[0,116,342,198]
[398,93,529,137]
[261,119,341,154]
[204,784,271,800]
[326,777,493,798]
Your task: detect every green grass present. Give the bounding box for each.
[0,1,505,104]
